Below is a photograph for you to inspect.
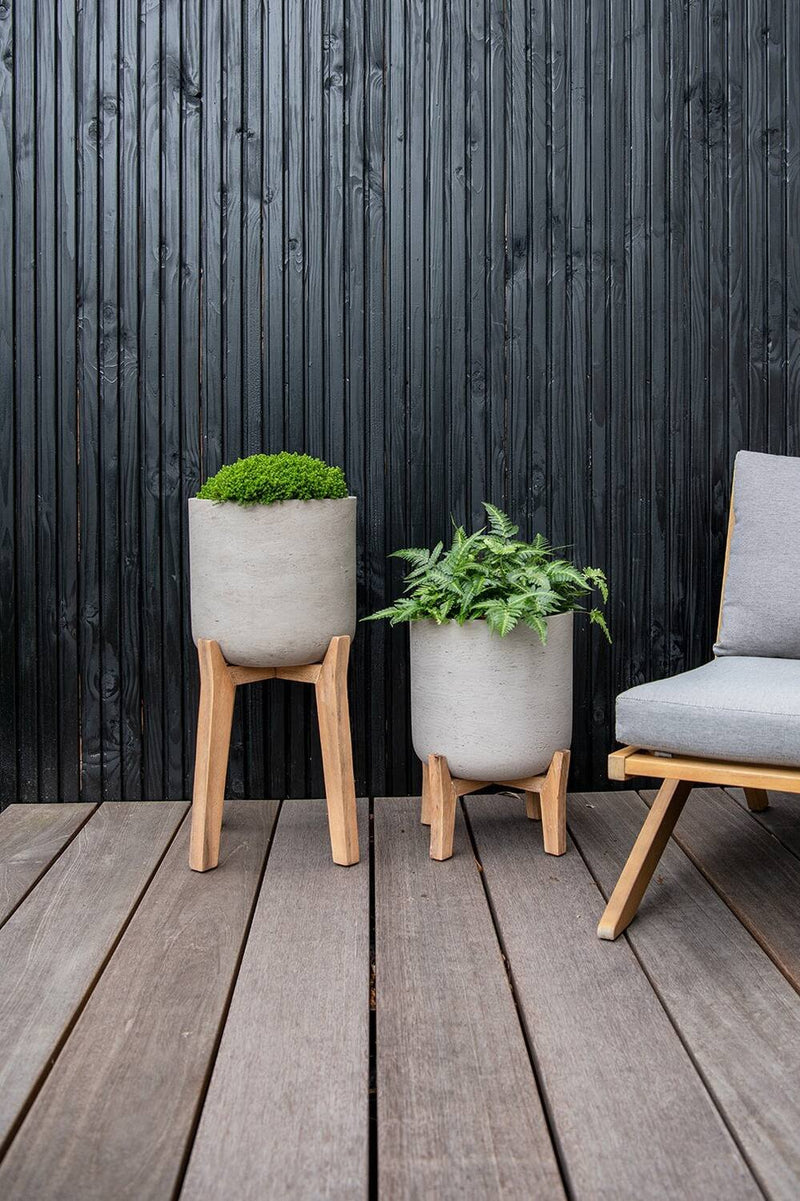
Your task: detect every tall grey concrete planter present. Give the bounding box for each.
[410,612,573,780]
[188,496,357,667]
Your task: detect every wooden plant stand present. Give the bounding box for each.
[421,749,571,861]
[189,634,359,872]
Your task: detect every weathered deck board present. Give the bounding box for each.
[0,801,277,1201]
[180,799,370,1201]
[374,798,564,1201]
[725,787,800,861]
[0,803,96,927]
[0,801,186,1154]
[465,793,760,1201]
[571,789,800,1200]
[2,792,799,1198]
[651,786,800,992]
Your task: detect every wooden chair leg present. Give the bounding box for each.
[315,635,360,866]
[539,749,570,855]
[189,640,237,872]
[524,791,541,820]
[421,761,433,825]
[744,787,769,812]
[597,777,693,940]
[428,754,457,861]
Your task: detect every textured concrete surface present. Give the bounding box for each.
[410,613,573,779]
[189,497,357,666]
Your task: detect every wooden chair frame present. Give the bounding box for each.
[189,635,359,872]
[598,471,800,940]
[421,749,570,862]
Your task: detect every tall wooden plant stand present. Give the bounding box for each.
[189,635,359,871]
[421,749,571,861]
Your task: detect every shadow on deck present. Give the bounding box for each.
[1,787,799,1199]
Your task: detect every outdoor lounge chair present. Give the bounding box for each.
[598,449,800,939]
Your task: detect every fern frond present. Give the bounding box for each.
[483,602,520,637]
[482,502,519,540]
[388,546,431,566]
[367,504,611,641]
[583,566,609,603]
[522,612,549,644]
[589,607,612,642]
[360,606,401,623]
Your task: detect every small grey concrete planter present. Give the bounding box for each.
[410,612,573,780]
[188,496,357,667]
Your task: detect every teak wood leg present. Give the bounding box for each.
[524,791,541,820]
[420,761,433,826]
[744,787,769,812]
[428,755,457,861]
[424,748,571,861]
[597,777,693,940]
[315,636,360,866]
[539,749,570,856]
[189,635,359,871]
[189,639,237,872]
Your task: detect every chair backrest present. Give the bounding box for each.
[714,449,800,659]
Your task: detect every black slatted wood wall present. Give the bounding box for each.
[1,0,798,803]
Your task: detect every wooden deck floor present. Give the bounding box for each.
[1,788,800,1199]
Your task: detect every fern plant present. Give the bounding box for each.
[365,503,610,643]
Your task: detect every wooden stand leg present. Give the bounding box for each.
[421,761,433,825]
[428,755,457,861]
[524,791,541,820]
[315,635,360,866]
[597,777,693,940]
[539,750,570,855]
[189,640,237,872]
[744,787,769,812]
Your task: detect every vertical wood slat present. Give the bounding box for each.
[0,0,15,801]
[2,0,799,804]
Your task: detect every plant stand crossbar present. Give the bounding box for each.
[189,635,359,871]
[421,749,571,861]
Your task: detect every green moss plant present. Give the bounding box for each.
[365,502,610,644]
[197,452,348,505]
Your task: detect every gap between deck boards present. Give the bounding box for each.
[2,794,798,1200]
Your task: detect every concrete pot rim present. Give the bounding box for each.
[188,495,357,507]
[408,611,574,633]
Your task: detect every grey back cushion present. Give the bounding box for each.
[714,450,800,659]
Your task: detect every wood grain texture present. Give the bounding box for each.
[315,636,359,866]
[725,787,800,859]
[374,798,564,1200]
[538,749,569,856]
[0,803,96,927]
[5,1,799,803]
[465,794,760,1201]
[180,799,369,1201]
[570,789,800,1201]
[648,786,800,992]
[427,753,457,861]
[189,639,238,872]
[743,787,769,812]
[0,802,277,1201]
[598,777,692,940]
[610,748,800,793]
[0,802,186,1153]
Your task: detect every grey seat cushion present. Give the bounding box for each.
[715,449,800,659]
[616,657,800,767]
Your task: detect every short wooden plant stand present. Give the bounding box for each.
[189,635,359,871]
[421,749,571,861]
